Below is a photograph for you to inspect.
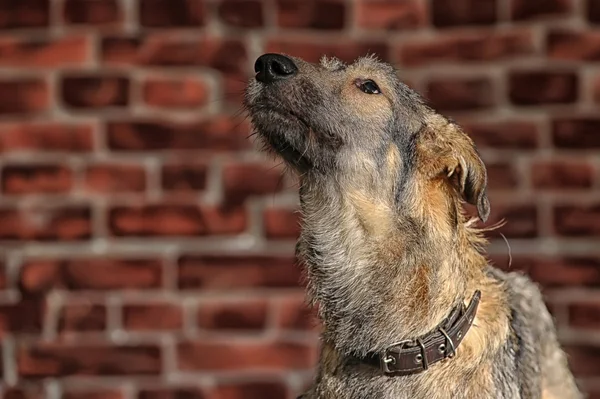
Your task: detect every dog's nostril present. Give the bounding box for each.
[255,53,298,84]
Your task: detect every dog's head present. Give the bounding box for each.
[245,53,490,224]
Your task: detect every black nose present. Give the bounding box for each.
[254,53,298,84]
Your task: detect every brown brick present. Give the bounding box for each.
[0,79,48,115]
[2,387,45,399]
[547,30,600,61]
[0,123,94,153]
[101,36,246,74]
[140,0,205,27]
[531,161,594,189]
[177,341,314,370]
[276,297,318,331]
[61,75,129,109]
[263,208,300,239]
[142,76,209,109]
[426,77,495,111]
[0,261,7,289]
[462,120,539,149]
[161,163,208,192]
[590,0,600,22]
[218,0,264,28]
[356,0,425,30]
[84,163,146,193]
[564,345,600,377]
[63,0,122,26]
[486,203,538,238]
[400,30,534,67]
[0,300,44,336]
[138,388,205,399]
[0,205,91,241]
[553,118,600,148]
[123,302,183,331]
[197,301,268,330]
[0,0,49,29]
[511,0,572,20]
[569,302,600,329]
[431,0,497,27]
[0,36,89,67]
[178,255,300,290]
[276,0,346,30]
[554,204,600,236]
[486,162,519,190]
[1,164,73,194]
[63,389,124,399]
[266,39,390,64]
[58,304,106,333]
[509,70,578,105]
[20,258,163,293]
[18,343,161,378]
[223,162,284,205]
[106,117,251,152]
[212,382,288,399]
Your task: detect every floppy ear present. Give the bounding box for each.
[448,147,490,222]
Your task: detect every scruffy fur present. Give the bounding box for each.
[245,54,582,399]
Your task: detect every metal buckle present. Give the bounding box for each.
[439,327,456,359]
[379,339,413,373]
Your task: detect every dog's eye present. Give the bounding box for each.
[357,79,381,94]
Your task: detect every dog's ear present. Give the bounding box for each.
[447,145,490,223]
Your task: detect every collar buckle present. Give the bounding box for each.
[379,339,413,374]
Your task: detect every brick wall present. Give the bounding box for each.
[0,0,599,398]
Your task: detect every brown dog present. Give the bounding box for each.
[245,53,582,399]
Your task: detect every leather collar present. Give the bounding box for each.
[355,290,481,376]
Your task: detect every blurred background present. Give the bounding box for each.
[0,0,599,398]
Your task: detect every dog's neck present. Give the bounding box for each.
[297,174,488,357]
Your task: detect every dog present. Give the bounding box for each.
[244,53,582,399]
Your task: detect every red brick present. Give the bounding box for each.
[222,162,284,205]
[531,161,594,189]
[486,162,519,190]
[123,302,183,331]
[63,389,124,399]
[18,343,161,378]
[527,257,600,287]
[109,204,247,237]
[0,0,49,29]
[142,76,209,109]
[140,0,205,27]
[0,123,94,153]
[266,38,389,64]
[20,258,163,293]
[0,299,44,336]
[511,0,572,20]
[564,345,600,377]
[509,70,578,105]
[1,164,73,195]
[553,118,600,148]
[0,261,7,289]
[426,77,495,111]
[554,204,600,236]
[276,297,317,331]
[2,387,45,399]
[462,120,539,150]
[197,301,268,330]
[569,302,600,329]
[547,30,600,61]
[84,163,146,193]
[400,30,534,67]
[61,75,129,109]
[485,202,538,238]
[276,0,346,30]
[177,341,314,371]
[590,0,600,22]
[0,79,48,115]
[178,255,301,290]
[161,163,208,192]
[356,0,425,30]
[212,381,288,399]
[431,0,497,27]
[0,205,91,241]
[101,36,246,74]
[218,0,263,28]
[263,208,300,239]
[63,0,122,26]
[106,117,251,152]
[0,36,89,67]
[58,303,106,333]
[138,388,205,399]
